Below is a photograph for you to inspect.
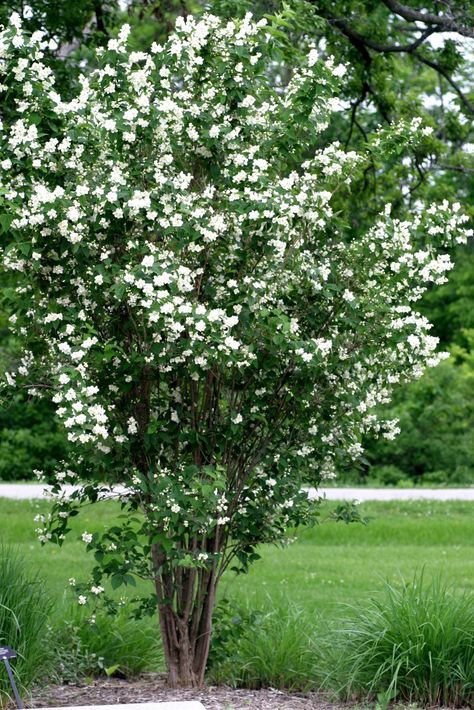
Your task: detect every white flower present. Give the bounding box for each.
[82,532,93,544]
[127,417,138,434]
[142,255,154,268]
[231,413,243,424]
[407,334,420,349]
[66,206,80,222]
[224,336,240,350]
[332,63,347,78]
[241,95,255,108]
[307,49,319,67]
[78,595,87,605]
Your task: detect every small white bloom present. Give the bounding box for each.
[141,255,154,268]
[127,417,138,434]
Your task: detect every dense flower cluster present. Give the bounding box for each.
[0,10,471,622]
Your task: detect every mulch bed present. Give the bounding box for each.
[29,673,348,710]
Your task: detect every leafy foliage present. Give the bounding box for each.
[47,605,162,682]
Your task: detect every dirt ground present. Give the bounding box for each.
[30,673,349,710]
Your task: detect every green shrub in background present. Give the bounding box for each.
[325,574,474,707]
[365,464,410,487]
[361,332,474,485]
[0,548,51,701]
[0,312,68,482]
[0,391,68,483]
[48,605,163,682]
[0,420,68,482]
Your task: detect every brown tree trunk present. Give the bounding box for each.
[157,604,209,688]
[152,543,217,688]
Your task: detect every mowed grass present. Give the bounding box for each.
[0,498,472,616]
[228,500,474,614]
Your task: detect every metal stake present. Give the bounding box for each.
[0,647,23,709]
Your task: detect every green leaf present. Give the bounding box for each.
[105,664,120,677]
[0,214,13,234]
[111,574,124,589]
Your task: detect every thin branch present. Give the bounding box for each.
[435,163,474,174]
[345,82,369,149]
[317,5,474,119]
[413,51,474,116]
[327,17,436,54]
[382,0,474,39]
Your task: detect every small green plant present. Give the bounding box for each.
[207,598,263,672]
[208,601,322,691]
[0,547,51,702]
[47,605,163,682]
[325,572,474,706]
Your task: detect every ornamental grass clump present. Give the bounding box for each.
[0,548,51,701]
[208,602,322,691]
[0,9,471,687]
[326,574,474,707]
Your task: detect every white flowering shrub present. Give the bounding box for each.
[0,10,471,687]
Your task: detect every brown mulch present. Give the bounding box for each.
[29,673,348,710]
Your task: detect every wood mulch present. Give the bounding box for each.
[29,673,349,710]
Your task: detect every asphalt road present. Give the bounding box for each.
[0,483,473,501]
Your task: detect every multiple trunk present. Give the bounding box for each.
[151,543,218,688]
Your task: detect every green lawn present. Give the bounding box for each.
[1,497,473,618]
[230,500,474,615]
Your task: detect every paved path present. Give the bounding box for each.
[0,483,473,501]
[307,486,474,501]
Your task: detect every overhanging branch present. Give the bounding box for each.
[382,0,474,39]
